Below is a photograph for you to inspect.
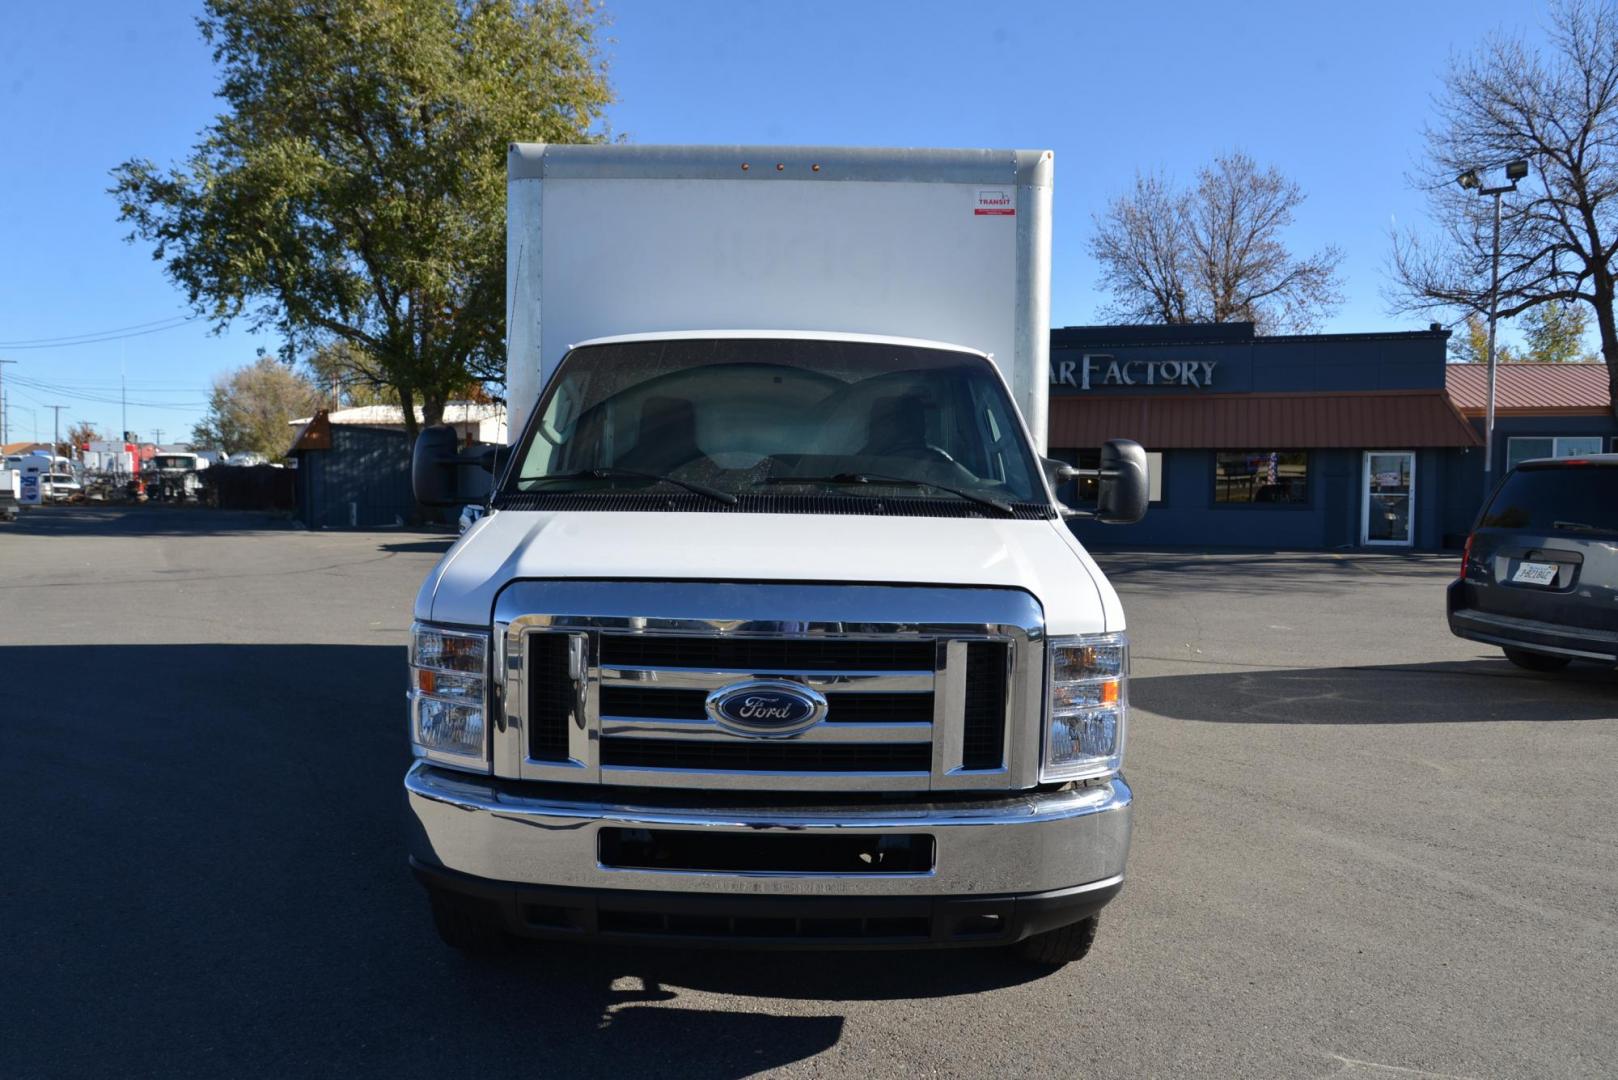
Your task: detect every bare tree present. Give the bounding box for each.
[1090,152,1344,332]
[1390,0,1618,414]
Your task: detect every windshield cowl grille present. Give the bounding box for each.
[491,491,1055,519]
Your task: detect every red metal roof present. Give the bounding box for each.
[1048,390,1482,449]
[1445,362,1611,414]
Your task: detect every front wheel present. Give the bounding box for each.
[1015,914,1099,969]
[1503,647,1573,672]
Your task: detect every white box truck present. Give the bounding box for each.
[0,464,20,522]
[405,145,1146,966]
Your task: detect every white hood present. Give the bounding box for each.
[415,510,1122,636]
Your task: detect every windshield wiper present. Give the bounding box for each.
[760,472,1015,517]
[1552,519,1604,533]
[518,467,738,506]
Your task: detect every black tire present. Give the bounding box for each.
[1503,647,1573,672]
[429,893,510,954]
[1015,914,1099,969]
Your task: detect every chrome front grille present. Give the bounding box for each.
[494,581,1045,792]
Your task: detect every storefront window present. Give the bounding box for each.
[1214,451,1308,505]
[1506,436,1605,470]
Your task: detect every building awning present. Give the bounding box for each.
[1048,390,1482,449]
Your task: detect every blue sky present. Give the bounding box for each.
[0,0,1549,445]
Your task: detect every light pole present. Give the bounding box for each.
[1456,158,1528,494]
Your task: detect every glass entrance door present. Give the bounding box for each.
[1362,452,1415,546]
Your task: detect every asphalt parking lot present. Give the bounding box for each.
[3,506,1615,1080]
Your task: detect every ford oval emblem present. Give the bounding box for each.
[706,679,828,738]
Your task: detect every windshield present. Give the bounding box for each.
[503,338,1048,514]
[1480,463,1618,533]
[153,456,194,469]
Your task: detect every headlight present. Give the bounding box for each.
[410,623,490,772]
[1042,632,1127,782]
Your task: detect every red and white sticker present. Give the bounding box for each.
[974,189,1015,216]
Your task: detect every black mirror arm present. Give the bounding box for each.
[1041,458,1117,519]
[1041,459,1129,483]
[447,445,509,509]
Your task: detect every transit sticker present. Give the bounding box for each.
[974,189,1015,216]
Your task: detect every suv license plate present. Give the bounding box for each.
[1512,561,1558,586]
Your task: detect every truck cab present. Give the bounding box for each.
[404,146,1146,966]
[145,452,202,502]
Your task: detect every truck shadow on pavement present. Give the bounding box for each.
[1092,548,1458,596]
[2,642,1045,1080]
[1131,658,1618,725]
[6,504,295,535]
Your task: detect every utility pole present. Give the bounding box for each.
[49,404,66,464]
[0,358,15,445]
[152,428,164,448]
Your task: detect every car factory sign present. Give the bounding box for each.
[1051,353,1219,391]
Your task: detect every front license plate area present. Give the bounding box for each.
[1511,561,1558,587]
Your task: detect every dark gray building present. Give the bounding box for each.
[1045,323,1614,550]
[290,413,416,529]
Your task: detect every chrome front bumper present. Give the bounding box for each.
[404,761,1132,899]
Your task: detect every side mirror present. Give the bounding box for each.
[1096,439,1148,525]
[411,425,461,507]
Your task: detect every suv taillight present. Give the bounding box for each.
[1459,532,1475,581]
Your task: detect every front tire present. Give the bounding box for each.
[1015,914,1099,969]
[429,892,510,954]
[1503,647,1572,672]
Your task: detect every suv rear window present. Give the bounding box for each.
[1480,464,1618,533]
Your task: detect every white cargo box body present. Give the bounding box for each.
[504,144,1054,451]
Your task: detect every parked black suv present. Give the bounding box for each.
[1448,455,1618,671]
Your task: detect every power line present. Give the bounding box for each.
[0,315,193,344]
[0,315,199,348]
[0,320,205,351]
[6,374,206,410]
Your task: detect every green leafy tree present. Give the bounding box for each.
[193,356,321,458]
[1519,302,1597,363]
[1447,314,1518,364]
[304,340,399,409]
[113,0,612,437]
[1450,305,1597,365]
